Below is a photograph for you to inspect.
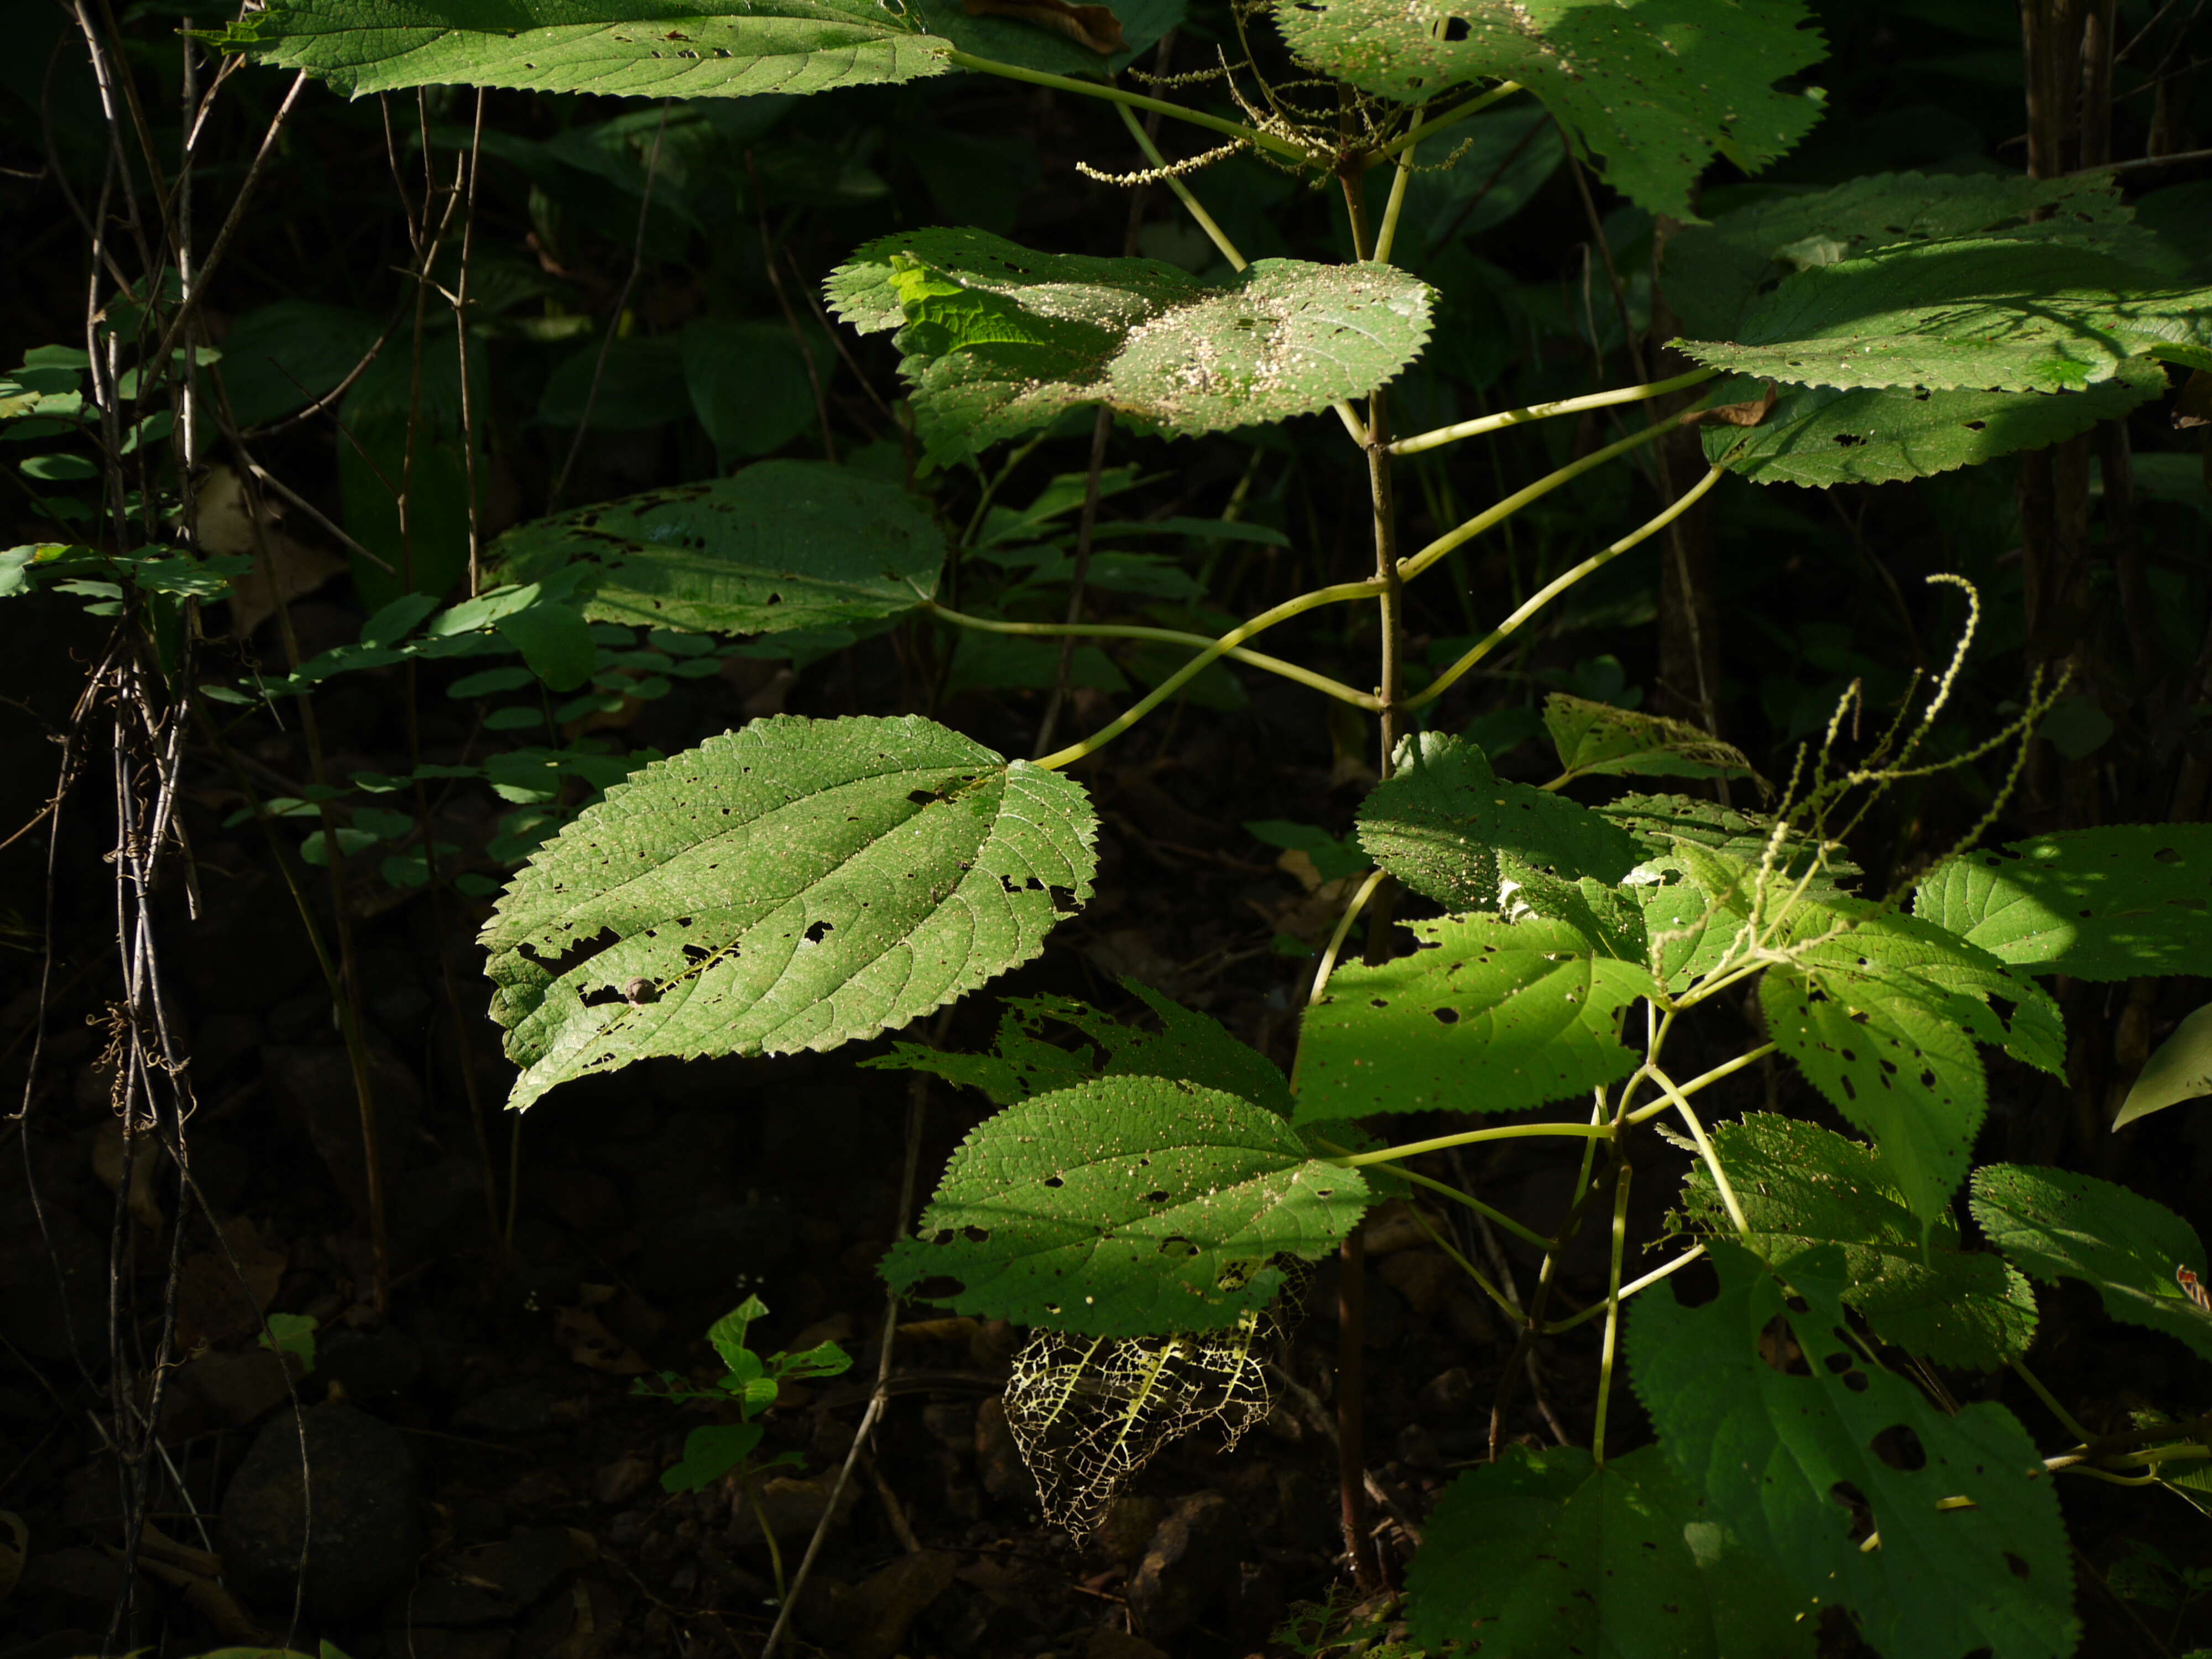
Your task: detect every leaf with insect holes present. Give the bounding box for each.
[1544,695,1761,787]
[1674,1115,2037,1370]
[880,1075,1370,1337]
[1677,238,2212,394]
[1971,1165,2212,1364]
[481,714,1097,1109]
[1355,731,1642,914]
[1404,1444,1817,1658]
[1296,914,1656,1124]
[827,229,1434,462]
[210,0,1183,98]
[1630,1242,2078,1659]
[1270,0,1824,221]
[1914,825,2212,980]
[2115,1002,2212,1130]
[484,462,945,637]
[869,979,1293,1114]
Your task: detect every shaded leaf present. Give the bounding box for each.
[2115,1002,2212,1130]
[662,1422,764,1493]
[481,714,1097,1108]
[495,601,597,692]
[1631,1241,2079,1659]
[216,301,384,429]
[881,1075,1369,1335]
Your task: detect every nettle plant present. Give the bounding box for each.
[201,0,2212,1653]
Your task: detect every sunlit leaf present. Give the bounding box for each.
[2114,1002,2212,1130]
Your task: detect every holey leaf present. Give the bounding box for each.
[1269,0,1825,221]
[1543,693,1761,787]
[484,461,945,636]
[827,229,1433,462]
[1631,1242,2079,1659]
[1971,1165,2212,1364]
[880,1076,1370,1336]
[1914,825,2212,980]
[481,714,1097,1108]
[1297,914,1657,1123]
[1678,237,2212,394]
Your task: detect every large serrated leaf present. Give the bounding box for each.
[1679,237,2212,394]
[827,229,1433,462]
[1704,364,2167,487]
[1677,1115,2037,1369]
[484,461,945,636]
[880,1076,1369,1336]
[212,0,1181,97]
[1269,0,1825,221]
[1297,914,1656,1124]
[482,714,1096,1108]
[1913,826,2212,980]
[1631,1242,2080,1659]
[1404,1444,1818,1658]
[1971,1165,2212,1364]
[1355,731,1641,913]
[1543,693,1760,787]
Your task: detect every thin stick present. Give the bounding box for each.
[454,90,487,598]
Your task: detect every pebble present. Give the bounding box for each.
[217,1402,423,1619]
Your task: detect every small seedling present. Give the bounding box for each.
[635,1296,852,1496]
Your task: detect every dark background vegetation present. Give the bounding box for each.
[6,0,2212,1654]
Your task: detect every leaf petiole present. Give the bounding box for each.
[943,51,1305,160]
[1363,81,1526,165]
[1332,1121,1615,1166]
[1112,103,1248,272]
[1390,368,1719,457]
[1623,1041,1776,1125]
[1545,1244,1707,1333]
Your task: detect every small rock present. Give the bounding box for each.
[319,1326,424,1400]
[921,1401,975,1451]
[637,1202,789,1298]
[1417,1365,1476,1422]
[1086,1627,1171,1659]
[217,1402,423,1619]
[262,1045,422,1224]
[1231,1559,1287,1644]
[591,1457,653,1506]
[1126,1491,1253,1642]
[468,1526,583,1607]
[179,1347,300,1427]
[1094,1494,1164,1568]
[1443,1286,1495,1345]
[452,1383,558,1436]
[517,1577,619,1659]
[726,1475,853,1561]
[1378,1249,1458,1316]
[974,1396,1030,1501]
[1361,1280,1407,1350]
[826,1550,959,1659]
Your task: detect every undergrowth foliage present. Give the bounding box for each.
[14,0,2212,1652]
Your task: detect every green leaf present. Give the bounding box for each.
[870,979,1295,1114]
[212,0,954,98]
[1297,914,1657,1124]
[536,337,687,431]
[216,301,384,429]
[360,591,442,648]
[495,601,597,692]
[1678,237,2212,394]
[1404,1443,1817,1658]
[1675,1115,2037,1369]
[1544,693,1760,786]
[300,827,379,865]
[481,714,1097,1108]
[682,317,820,461]
[661,1422,764,1493]
[1971,1164,2212,1364]
[1269,0,1826,221]
[1913,825,2212,980]
[2114,1002,2212,1130]
[484,461,945,636]
[1704,363,2167,488]
[706,1295,769,1373]
[257,1312,320,1372]
[1630,1241,2079,1659]
[880,1075,1370,1337]
[1355,731,1642,913]
[1596,791,1854,886]
[775,1339,853,1379]
[828,229,1433,462]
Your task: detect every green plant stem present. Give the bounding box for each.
[1546,1244,1706,1333]
[2010,1356,2097,1444]
[1308,869,1389,1004]
[1401,1199,1525,1322]
[960,431,1050,547]
[1113,102,1247,270]
[1407,465,1725,710]
[1335,1121,1614,1166]
[1650,1066,1748,1236]
[1390,368,1719,457]
[1590,1159,1634,1465]
[944,50,1305,159]
[1623,1040,1776,1125]
[1399,411,1697,582]
[1364,81,1525,164]
[752,1480,789,1602]
[1371,125,1418,266]
[1316,1136,1552,1251]
[1033,579,1384,769]
[925,601,1381,710]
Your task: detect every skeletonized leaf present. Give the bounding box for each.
[1544,694,1760,787]
[1971,1165,2212,1363]
[1355,731,1641,912]
[1704,363,2168,487]
[1913,825,2212,980]
[1405,1444,1818,1658]
[1297,914,1656,1124]
[2114,1003,2212,1130]
[1631,1242,2080,1659]
[1675,1115,2037,1369]
[484,461,944,636]
[1679,237,2212,394]
[880,1076,1369,1335]
[482,714,1097,1108]
[1269,0,1825,221]
[827,229,1433,461]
